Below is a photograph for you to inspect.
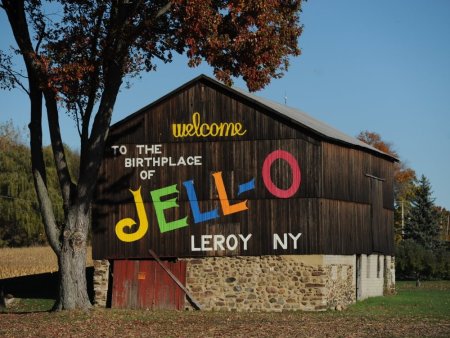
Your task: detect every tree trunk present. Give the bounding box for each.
[53,209,91,311]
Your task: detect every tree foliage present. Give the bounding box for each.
[395,176,449,280]
[6,0,303,130]
[0,0,305,310]
[0,121,79,247]
[404,175,441,250]
[396,239,449,280]
[0,121,40,247]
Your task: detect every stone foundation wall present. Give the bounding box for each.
[93,259,110,307]
[384,256,396,295]
[182,255,355,312]
[358,254,383,299]
[357,254,396,300]
[93,254,395,310]
[323,255,356,309]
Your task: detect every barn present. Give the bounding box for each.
[91,74,396,311]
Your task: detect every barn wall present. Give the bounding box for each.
[108,80,321,145]
[93,80,326,259]
[92,79,396,260]
[320,142,395,255]
[318,199,395,255]
[321,142,394,209]
[92,76,398,311]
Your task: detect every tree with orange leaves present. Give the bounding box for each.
[0,0,305,310]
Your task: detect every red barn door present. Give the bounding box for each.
[111,259,186,310]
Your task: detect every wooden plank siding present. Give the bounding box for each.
[320,142,395,254]
[92,78,395,259]
[111,260,186,310]
[321,142,394,209]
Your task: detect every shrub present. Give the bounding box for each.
[396,239,450,280]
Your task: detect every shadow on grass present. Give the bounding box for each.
[0,267,94,314]
[0,299,55,314]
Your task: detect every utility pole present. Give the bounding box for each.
[401,200,405,237]
[447,214,449,240]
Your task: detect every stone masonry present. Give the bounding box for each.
[384,256,396,295]
[92,254,395,310]
[182,255,356,312]
[93,259,110,307]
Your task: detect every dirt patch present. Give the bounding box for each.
[0,308,449,338]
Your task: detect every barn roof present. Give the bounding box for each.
[113,74,397,161]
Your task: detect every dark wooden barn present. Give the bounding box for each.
[92,75,396,310]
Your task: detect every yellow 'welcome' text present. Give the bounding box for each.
[172,112,247,138]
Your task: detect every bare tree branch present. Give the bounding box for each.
[75,100,83,137]
[34,22,45,53]
[0,66,30,95]
[134,1,172,36]
[156,1,172,19]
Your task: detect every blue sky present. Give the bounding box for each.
[1,1,449,209]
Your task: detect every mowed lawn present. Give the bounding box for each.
[1,281,449,337]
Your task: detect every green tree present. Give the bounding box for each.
[0,0,305,310]
[0,121,41,247]
[396,239,427,279]
[404,175,440,250]
[396,239,450,280]
[0,120,79,247]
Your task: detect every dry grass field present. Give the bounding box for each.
[0,246,93,279]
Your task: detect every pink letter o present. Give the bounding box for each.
[262,150,301,198]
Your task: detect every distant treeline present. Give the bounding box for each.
[0,121,79,247]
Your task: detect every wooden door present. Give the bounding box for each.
[111,259,186,310]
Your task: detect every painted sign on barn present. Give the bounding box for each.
[92,75,395,260]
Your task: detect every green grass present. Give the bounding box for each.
[344,281,450,319]
[4,298,55,313]
[1,281,449,338]
[4,280,450,317]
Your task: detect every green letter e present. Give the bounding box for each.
[150,184,188,233]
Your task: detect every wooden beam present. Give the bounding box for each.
[148,249,202,310]
[365,173,386,182]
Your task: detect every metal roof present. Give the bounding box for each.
[204,75,396,161]
[231,85,392,157]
